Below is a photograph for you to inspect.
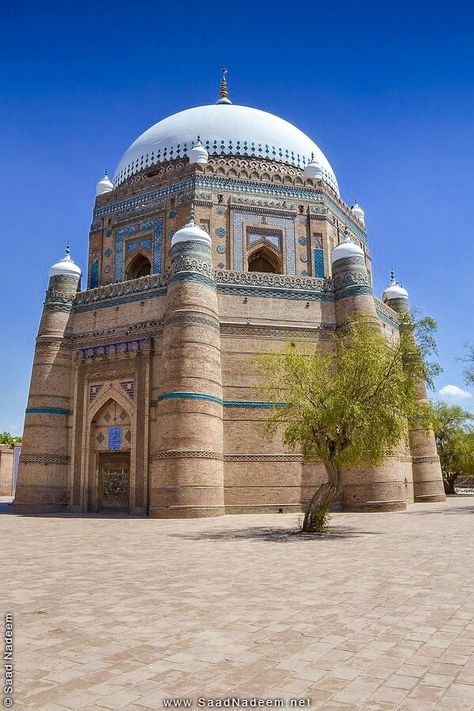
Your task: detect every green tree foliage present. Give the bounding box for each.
[432,402,474,494]
[257,313,439,533]
[463,344,474,386]
[0,432,22,447]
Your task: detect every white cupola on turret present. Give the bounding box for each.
[382,271,409,303]
[331,231,364,264]
[304,153,324,179]
[171,210,212,247]
[351,200,365,226]
[96,169,113,196]
[48,244,82,279]
[188,136,209,164]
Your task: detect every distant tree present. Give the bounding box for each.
[257,313,439,533]
[432,402,474,494]
[0,432,22,448]
[463,345,474,386]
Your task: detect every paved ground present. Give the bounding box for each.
[1,497,474,711]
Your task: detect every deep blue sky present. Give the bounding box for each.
[1,0,473,433]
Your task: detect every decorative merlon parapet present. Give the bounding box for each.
[215,270,333,292]
[75,273,167,306]
[374,298,400,329]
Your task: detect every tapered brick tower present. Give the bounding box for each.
[14,247,81,512]
[383,274,446,503]
[331,235,410,511]
[148,214,225,517]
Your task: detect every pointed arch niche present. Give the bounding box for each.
[85,383,136,513]
[246,229,283,274]
[126,252,151,280]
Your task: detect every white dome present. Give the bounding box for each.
[96,171,113,196]
[188,139,209,164]
[304,158,324,179]
[351,200,365,225]
[49,246,82,279]
[383,275,409,302]
[113,104,339,194]
[331,235,364,264]
[171,219,212,248]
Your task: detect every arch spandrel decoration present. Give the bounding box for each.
[231,210,296,274]
[89,381,134,425]
[92,397,132,452]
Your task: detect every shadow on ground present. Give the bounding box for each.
[173,526,382,542]
[0,502,146,519]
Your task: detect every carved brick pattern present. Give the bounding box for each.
[35,338,71,350]
[224,454,303,462]
[20,454,70,464]
[412,456,440,464]
[220,323,335,338]
[375,299,399,329]
[120,381,134,398]
[45,291,75,305]
[332,270,371,292]
[169,254,214,280]
[150,450,223,460]
[215,270,333,292]
[89,384,103,402]
[44,303,74,313]
[165,311,220,331]
[75,274,167,306]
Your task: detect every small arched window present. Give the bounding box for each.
[126,253,151,280]
[248,247,281,274]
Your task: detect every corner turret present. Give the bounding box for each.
[13,245,81,513]
[149,211,225,517]
[382,271,446,504]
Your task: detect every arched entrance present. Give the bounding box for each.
[91,398,132,512]
[248,245,282,274]
[126,253,151,280]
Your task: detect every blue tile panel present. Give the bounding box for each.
[314,249,325,277]
[25,407,70,416]
[157,392,285,408]
[108,426,122,450]
[89,260,99,289]
[115,219,163,282]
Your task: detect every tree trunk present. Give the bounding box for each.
[302,460,342,533]
[443,473,457,495]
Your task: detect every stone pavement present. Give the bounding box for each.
[1,497,474,711]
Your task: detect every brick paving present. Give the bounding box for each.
[1,496,474,710]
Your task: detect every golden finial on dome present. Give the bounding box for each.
[217,67,232,104]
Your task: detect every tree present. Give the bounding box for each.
[432,402,474,494]
[257,313,439,533]
[0,432,22,448]
[463,345,474,386]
